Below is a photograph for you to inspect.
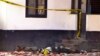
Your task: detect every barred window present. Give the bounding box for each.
[26,0,47,18]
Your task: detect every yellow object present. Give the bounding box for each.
[77,12,82,39]
[0,0,82,39]
[0,0,81,12]
[42,49,49,56]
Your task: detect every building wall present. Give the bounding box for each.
[85,15,100,51]
[0,0,78,50]
[0,0,100,51]
[86,15,100,31]
[0,0,77,30]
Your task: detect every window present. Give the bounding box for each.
[26,0,47,18]
[87,0,100,14]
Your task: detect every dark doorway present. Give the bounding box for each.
[90,0,100,14]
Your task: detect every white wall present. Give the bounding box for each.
[86,15,100,31]
[0,0,77,30]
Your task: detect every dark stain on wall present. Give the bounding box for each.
[86,31,100,50]
[0,30,76,51]
[0,30,100,51]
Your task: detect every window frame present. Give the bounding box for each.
[71,0,81,14]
